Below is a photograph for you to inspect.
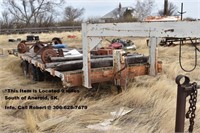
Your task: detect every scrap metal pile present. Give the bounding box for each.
[159,37,200,47]
[17,38,147,72]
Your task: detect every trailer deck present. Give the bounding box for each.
[18,51,161,88]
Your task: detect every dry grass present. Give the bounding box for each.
[0,32,200,133]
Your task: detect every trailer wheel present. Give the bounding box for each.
[52,37,62,44]
[17,41,29,53]
[28,64,37,81]
[41,48,57,63]
[35,67,44,81]
[21,61,29,78]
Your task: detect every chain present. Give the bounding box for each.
[185,83,198,133]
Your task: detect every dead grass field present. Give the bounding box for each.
[0,31,200,133]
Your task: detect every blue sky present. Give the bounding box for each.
[0,0,199,19]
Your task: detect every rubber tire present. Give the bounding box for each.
[35,67,44,81]
[52,37,62,44]
[21,61,29,78]
[28,64,37,81]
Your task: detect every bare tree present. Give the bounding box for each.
[135,0,155,21]
[2,0,64,27]
[87,16,101,23]
[0,11,12,28]
[158,2,178,16]
[37,13,54,27]
[64,6,85,22]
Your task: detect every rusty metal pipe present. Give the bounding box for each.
[175,75,190,132]
[175,84,187,132]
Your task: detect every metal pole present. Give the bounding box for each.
[180,3,183,20]
[175,84,187,132]
[164,0,168,16]
[175,75,190,132]
[178,3,186,21]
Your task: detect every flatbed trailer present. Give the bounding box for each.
[15,21,200,89]
[18,51,161,88]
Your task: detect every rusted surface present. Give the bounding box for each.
[96,48,113,55]
[119,66,128,88]
[17,41,53,54]
[41,47,57,63]
[18,53,46,70]
[145,16,180,22]
[19,51,157,88]
[63,64,150,87]
[49,55,148,71]
[34,43,44,53]
[157,61,162,73]
[175,75,190,132]
[57,49,64,57]
[175,75,200,133]
[17,42,29,53]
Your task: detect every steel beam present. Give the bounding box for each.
[85,21,200,38]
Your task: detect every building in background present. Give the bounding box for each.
[101,3,137,22]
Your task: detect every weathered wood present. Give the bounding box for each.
[51,56,148,71]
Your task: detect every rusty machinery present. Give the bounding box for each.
[17,41,30,53]
[17,37,124,64]
[17,39,64,63]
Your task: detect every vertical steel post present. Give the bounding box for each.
[180,3,183,20]
[175,75,190,132]
[164,0,168,16]
[82,23,92,88]
[175,84,187,132]
[178,3,186,21]
[149,37,161,76]
[113,50,122,86]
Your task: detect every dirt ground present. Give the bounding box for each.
[0,32,200,133]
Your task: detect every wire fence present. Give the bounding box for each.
[0,26,82,35]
